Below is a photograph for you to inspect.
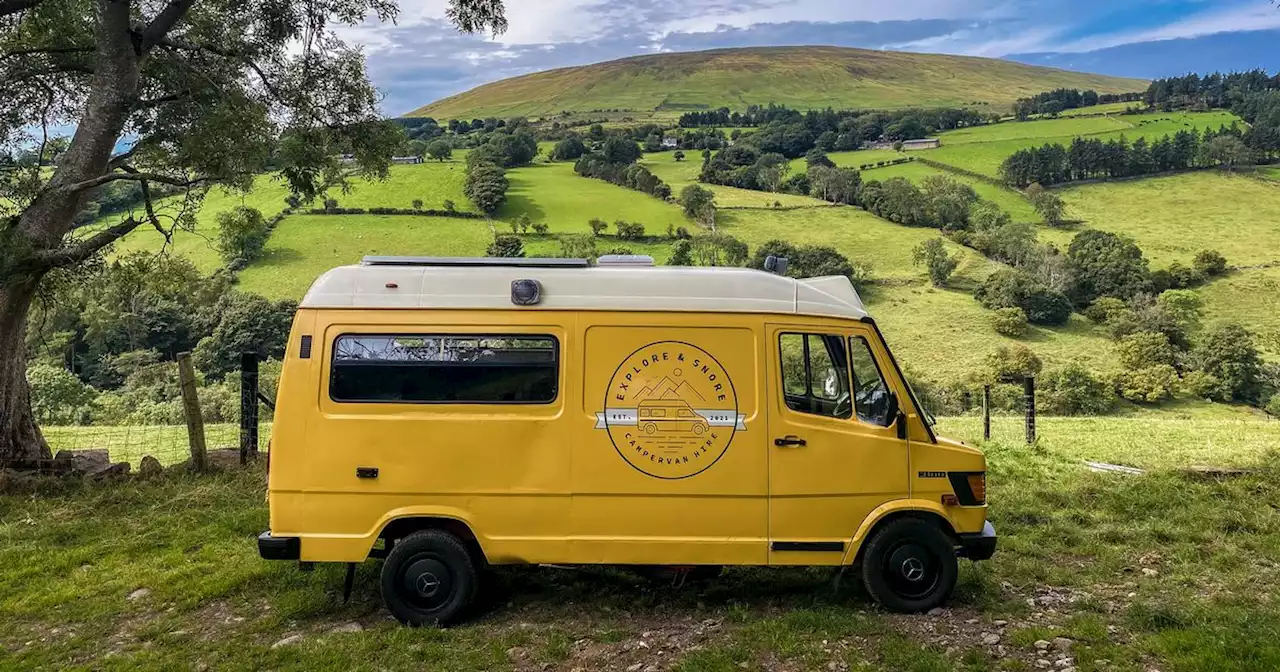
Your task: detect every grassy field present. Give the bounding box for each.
[328,162,476,212]
[856,161,1041,223]
[785,149,912,174]
[870,281,1116,382]
[500,162,688,235]
[412,46,1145,119]
[920,111,1243,178]
[1057,172,1280,267]
[236,214,498,298]
[6,409,1279,671]
[937,116,1131,145]
[1198,266,1280,359]
[1057,101,1139,117]
[109,176,295,273]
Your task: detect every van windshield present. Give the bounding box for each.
[905,379,936,428]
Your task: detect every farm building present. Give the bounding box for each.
[901,138,941,150]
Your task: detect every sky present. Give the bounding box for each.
[343,0,1280,116]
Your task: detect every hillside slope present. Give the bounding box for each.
[411,46,1148,119]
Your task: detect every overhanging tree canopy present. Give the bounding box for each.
[0,0,506,465]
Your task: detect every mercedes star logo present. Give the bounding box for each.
[901,557,926,582]
[416,572,441,595]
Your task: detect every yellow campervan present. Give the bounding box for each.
[259,255,996,625]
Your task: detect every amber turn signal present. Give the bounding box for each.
[941,494,959,507]
[967,473,987,504]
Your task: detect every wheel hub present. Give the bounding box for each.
[885,542,939,599]
[402,557,452,609]
[900,556,926,582]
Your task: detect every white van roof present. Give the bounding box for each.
[298,257,868,320]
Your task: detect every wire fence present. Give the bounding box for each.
[41,423,272,468]
[9,353,274,473]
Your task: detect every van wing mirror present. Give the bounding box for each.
[883,392,908,439]
[882,391,899,427]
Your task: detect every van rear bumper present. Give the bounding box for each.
[258,531,301,560]
[957,521,997,560]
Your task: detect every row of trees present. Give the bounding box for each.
[463,127,543,214]
[681,105,984,159]
[572,136,672,199]
[699,144,794,192]
[679,104,985,134]
[999,125,1254,187]
[1011,88,1144,120]
[1144,70,1280,111]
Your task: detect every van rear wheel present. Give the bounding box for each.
[381,530,478,626]
[860,518,957,613]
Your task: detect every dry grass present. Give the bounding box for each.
[413,47,1146,119]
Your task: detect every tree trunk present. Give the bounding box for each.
[0,275,50,465]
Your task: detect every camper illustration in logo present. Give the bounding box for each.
[638,399,708,435]
[597,341,745,479]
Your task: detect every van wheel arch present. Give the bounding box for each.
[378,517,486,566]
[852,510,958,567]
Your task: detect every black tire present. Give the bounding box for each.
[380,530,478,626]
[860,518,957,613]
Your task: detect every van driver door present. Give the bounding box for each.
[765,324,909,565]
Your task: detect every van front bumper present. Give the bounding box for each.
[957,521,997,560]
[258,530,300,560]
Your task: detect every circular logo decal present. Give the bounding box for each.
[597,341,743,479]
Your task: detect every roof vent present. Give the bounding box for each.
[597,254,655,267]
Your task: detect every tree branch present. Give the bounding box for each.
[118,164,170,242]
[139,0,194,53]
[63,170,203,193]
[0,0,42,17]
[153,37,290,101]
[0,46,94,60]
[34,216,144,269]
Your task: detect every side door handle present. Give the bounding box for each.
[774,436,806,447]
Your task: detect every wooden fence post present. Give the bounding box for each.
[177,352,207,472]
[1024,376,1037,445]
[240,353,259,465]
[982,384,991,441]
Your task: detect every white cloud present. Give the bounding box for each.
[886,25,1064,57]
[660,0,989,34]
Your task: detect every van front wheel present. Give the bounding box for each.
[381,530,478,626]
[860,518,957,613]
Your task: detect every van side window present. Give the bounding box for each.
[330,334,558,404]
[779,333,851,419]
[848,336,891,425]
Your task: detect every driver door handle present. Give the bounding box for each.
[774,436,806,447]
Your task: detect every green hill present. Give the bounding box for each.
[410,46,1147,120]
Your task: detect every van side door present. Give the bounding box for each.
[765,325,909,565]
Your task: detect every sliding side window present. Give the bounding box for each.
[330,334,558,404]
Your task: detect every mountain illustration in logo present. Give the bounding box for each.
[635,376,707,403]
